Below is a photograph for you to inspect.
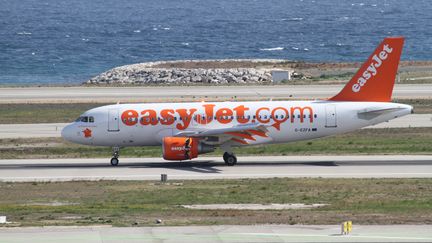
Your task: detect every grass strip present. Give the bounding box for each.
[1,178,432,226]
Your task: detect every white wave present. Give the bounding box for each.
[133,30,141,33]
[279,17,302,21]
[290,17,303,21]
[260,47,284,51]
[82,38,89,41]
[291,47,299,50]
[181,42,190,46]
[336,43,343,46]
[17,31,32,35]
[153,28,158,31]
[303,48,309,51]
[163,27,170,30]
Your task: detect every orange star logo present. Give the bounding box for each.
[83,128,92,138]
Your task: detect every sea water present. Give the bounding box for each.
[0,0,431,84]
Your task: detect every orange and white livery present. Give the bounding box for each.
[62,37,413,166]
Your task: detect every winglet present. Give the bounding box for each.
[329,37,404,102]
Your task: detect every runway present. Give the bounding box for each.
[1,155,432,182]
[1,225,432,243]
[1,84,432,103]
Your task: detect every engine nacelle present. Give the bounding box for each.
[162,137,214,161]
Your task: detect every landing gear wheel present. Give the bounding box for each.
[111,146,120,166]
[223,152,229,161]
[110,157,119,166]
[223,152,237,166]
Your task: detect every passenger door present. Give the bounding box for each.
[108,108,120,132]
[325,105,337,128]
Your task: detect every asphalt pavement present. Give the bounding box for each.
[1,155,432,182]
[1,84,432,103]
[1,225,432,243]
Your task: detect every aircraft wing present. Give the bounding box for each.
[173,123,271,145]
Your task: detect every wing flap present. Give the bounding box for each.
[173,123,271,145]
[174,123,267,137]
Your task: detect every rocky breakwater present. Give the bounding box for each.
[85,60,276,85]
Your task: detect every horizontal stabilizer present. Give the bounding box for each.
[357,107,404,120]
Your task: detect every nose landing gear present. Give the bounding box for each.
[223,152,237,166]
[111,147,120,166]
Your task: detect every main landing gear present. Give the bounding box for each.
[223,152,237,166]
[111,147,120,166]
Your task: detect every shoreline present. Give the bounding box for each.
[1,59,432,87]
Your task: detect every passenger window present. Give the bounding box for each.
[81,116,88,122]
[89,116,94,123]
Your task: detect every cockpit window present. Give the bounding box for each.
[75,116,94,123]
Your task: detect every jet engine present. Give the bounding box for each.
[162,137,214,160]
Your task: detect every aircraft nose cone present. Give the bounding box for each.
[61,124,75,142]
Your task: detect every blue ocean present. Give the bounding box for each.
[0,0,431,85]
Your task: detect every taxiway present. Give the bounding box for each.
[1,225,432,243]
[1,84,432,103]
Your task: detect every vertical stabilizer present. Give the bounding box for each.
[329,37,404,102]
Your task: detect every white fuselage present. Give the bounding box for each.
[61,100,413,147]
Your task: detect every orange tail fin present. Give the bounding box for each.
[329,37,404,102]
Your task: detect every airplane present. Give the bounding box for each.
[62,37,413,166]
